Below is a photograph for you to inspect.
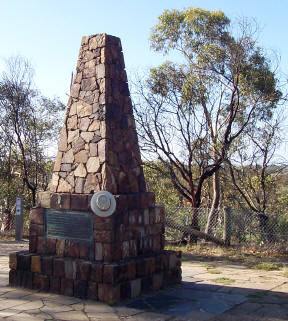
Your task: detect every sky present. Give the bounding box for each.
[0,0,288,157]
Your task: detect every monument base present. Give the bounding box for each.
[9,250,181,304]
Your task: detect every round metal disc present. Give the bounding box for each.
[90,191,116,217]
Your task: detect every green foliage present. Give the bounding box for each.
[0,56,64,210]
[135,6,283,216]
[149,7,281,120]
[143,161,180,207]
[150,8,230,55]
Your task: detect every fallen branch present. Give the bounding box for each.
[166,218,225,246]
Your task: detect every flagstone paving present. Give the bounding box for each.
[0,241,287,320]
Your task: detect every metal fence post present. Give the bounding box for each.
[223,207,232,246]
[15,197,23,241]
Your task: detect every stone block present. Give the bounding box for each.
[9,269,17,286]
[155,255,162,272]
[53,258,65,278]
[130,278,141,298]
[143,209,149,225]
[120,281,131,300]
[136,259,146,277]
[37,237,47,254]
[90,263,103,282]
[127,261,136,280]
[79,243,90,259]
[140,192,155,208]
[50,193,71,209]
[164,267,182,285]
[29,236,37,253]
[169,252,178,269]
[152,272,163,290]
[16,270,24,286]
[152,235,161,251]
[103,264,119,284]
[74,163,87,177]
[129,240,137,257]
[30,224,44,237]
[93,230,114,242]
[46,238,56,255]
[122,241,129,259]
[31,255,41,273]
[17,252,32,271]
[103,243,113,262]
[115,195,128,211]
[113,242,122,261]
[149,208,156,225]
[30,207,44,225]
[87,281,98,300]
[78,261,91,280]
[65,259,77,279]
[41,256,53,276]
[65,241,80,258]
[37,191,51,208]
[33,274,49,291]
[98,283,120,304]
[74,280,88,299]
[70,194,88,210]
[56,239,65,256]
[22,271,33,289]
[126,193,140,210]
[141,275,153,293]
[60,278,74,296]
[160,253,169,270]
[95,242,103,261]
[93,216,114,230]
[50,276,61,293]
[9,252,17,270]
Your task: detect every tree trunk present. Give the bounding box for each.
[257,212,273,243]
[180,204,200,244]
[189,207,200,243]
[1,209,13,231]
[223,207,232,245]
[205,171,221,234]
[31,188,36,207]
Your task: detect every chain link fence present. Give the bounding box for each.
[1,204,287,250]
[165,206,288,249]
[0,211,29,238]
[0,213,16,238]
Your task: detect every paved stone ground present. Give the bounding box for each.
[0,241,287,321]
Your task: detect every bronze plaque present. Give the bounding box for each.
[45,209,93,243]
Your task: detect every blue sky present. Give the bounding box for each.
[1,0,287,100]
[0,1,288,158]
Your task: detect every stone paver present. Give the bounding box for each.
[0,241,287,321]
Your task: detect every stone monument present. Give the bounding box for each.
[9,34,182,303]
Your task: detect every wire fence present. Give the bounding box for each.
[165,206,288,249]
[1,205,288,251]
[0,213,29,238]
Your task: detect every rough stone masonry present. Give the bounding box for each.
[9,34,182,304]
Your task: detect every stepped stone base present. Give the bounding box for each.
[9,250,181,304]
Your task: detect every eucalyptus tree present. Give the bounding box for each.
[227,114,286,238]
[0,56,64,207]
[134,8,282,231]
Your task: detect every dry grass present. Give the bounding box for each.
[253,262,282,271]
[212,277,235,285]
[165,243,288,267]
